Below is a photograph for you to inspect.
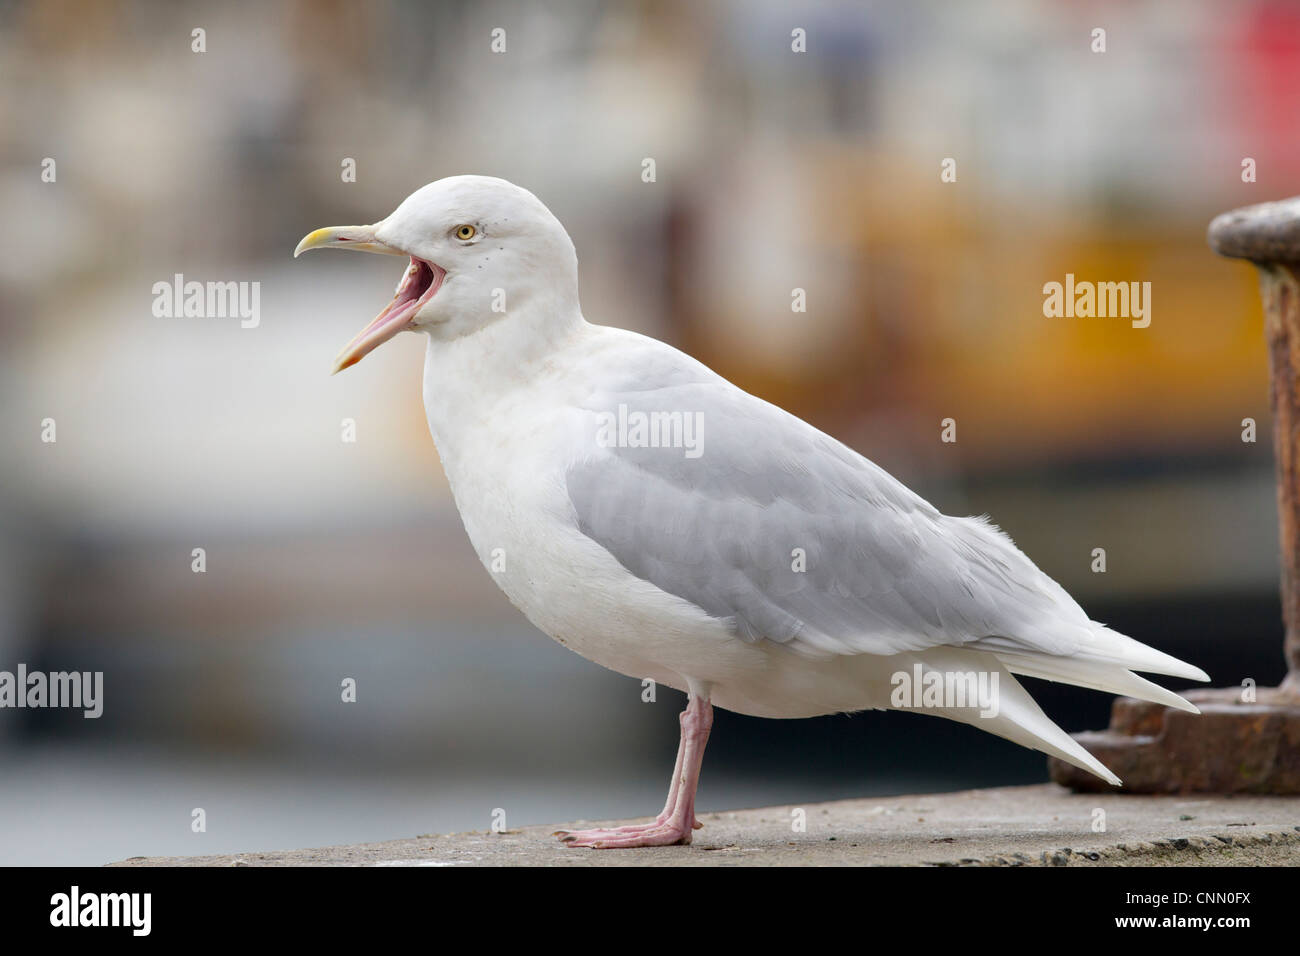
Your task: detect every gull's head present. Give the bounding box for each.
[294,175,578,373]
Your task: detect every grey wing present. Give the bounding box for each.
[566,372,1093,661]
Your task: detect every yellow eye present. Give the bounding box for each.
[455,224,476,240]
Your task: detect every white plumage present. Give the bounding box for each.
[296,175,1209,847]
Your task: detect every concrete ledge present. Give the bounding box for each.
[109,784,1300,867]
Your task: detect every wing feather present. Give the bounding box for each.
[566,357,1089,663]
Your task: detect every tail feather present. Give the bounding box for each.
[901,649,1123,786]
[995,651,1200,714]
[942,660,1122,786]
[891,626,1208,788]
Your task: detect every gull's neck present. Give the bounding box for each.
[421,300,586,451]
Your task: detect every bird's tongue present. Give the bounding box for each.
[332,257,445,374]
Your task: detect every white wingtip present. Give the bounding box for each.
[1084,625,1210,682]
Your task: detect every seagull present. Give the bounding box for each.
[295,175,1210,849]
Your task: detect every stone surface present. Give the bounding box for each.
[109,783,1300,867]
[1049,687,1300,794]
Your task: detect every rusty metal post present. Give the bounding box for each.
[1211,198,1300,693]
[1048,198,1300,794]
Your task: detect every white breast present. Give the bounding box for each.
[419,323,742,694]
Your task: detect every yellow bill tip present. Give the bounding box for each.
[294,227,343,258]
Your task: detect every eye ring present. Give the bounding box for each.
[455,224,477,241]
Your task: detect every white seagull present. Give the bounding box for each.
[295,176,1210,848]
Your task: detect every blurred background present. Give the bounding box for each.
[0,0,1294,864]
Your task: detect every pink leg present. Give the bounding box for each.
[552,717,701,837]
[556,694,713,848]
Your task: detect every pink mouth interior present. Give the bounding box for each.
[383,257,442,324]
[336,256,445,371]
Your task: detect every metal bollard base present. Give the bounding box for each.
[1049,686,1300,794]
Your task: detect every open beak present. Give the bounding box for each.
[294,224,446,374]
